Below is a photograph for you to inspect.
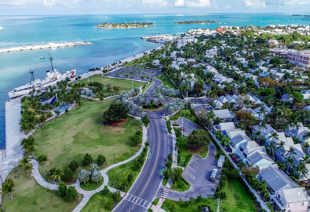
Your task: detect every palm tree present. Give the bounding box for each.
[303,132,310,142]
[48,168,62,183]
[19,156,29,168]
[2,179,15,200]
[268,132,279,143]
[297,161,308,179]
[266,142,277,158]
[24,164,32,173]
[287,146,297,159]
[301,155,310,164]
[286,157,295,173]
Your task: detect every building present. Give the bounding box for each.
[287,50,310,68]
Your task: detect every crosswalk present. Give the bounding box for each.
[124,194,152,209]
[161,187,170,199]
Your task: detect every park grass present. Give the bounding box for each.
[71,75,145,94]
[176,136,208,167]
[34,99,142,182]
[143,80,154,93]
[170,109,197,124]
[162,178,257,212]
[152,198,160,205]
[81,193,112,212]
[80,178,104,191]
[2,166,82,212]
[155,74,175,89]
[107,148,148,192]
[170,176,191,192]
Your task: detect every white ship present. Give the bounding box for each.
[8,55,76,98]
[0,26,3,30]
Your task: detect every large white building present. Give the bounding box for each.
[287,50,310,68]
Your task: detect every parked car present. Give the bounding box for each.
[210,169,218,182]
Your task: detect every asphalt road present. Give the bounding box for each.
[144,79,162,94]
[113,118,172,212]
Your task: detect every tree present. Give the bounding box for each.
[69,160,79,172]
[37,154,47,163]
[293,91,304,103]
[62,167,73,182]
[48,168,62,182]
[91,170,102,184]
[220,136,231,147]
[24,164,32,173]
[142,115,150,127]
[187,130,211,150]
[78,170,91,184]
[178,197,182,206]
[19,156,29,168]
[170,168,183,183]
[2,179,15,200]
[127,173,133,182]
[103,103,129,123]
[65,186,77,202]
[97,155,106,166]
[90,164,100,172]
[269,57,281,66]
[193,82,203,96]
[82,153,93,166]
[58,183,67,197]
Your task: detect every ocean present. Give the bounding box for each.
[0,13,310,148]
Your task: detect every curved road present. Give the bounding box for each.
[113,78,172,212]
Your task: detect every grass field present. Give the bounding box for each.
[81,193,114,212]
[170,109,197,124]
[2,166,82,212]
[72,75,145,95]
[176,136,208,167]
[162,179,257,212]
[34,99,142,181]
[155,74,175,89]
[107,148,148,192]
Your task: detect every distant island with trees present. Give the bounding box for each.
[174,20,219,24]
[96,22,154,29]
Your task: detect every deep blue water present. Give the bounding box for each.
[0,13,310,148]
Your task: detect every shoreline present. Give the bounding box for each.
[1,43,163,182]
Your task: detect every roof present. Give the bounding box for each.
[247,151,274,165]
[278,187,309,204]
[219,122,235,131]
[213,109,232,119]
[260,166,298,192]
[231,134,251,147]
[253,124,275,137]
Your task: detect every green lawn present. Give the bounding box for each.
[152,198,160,205]
[107,148,148,192]
[162,179,257,212]
[81,193,113,212]
[71,75,145,95]
[176,137,208,167]
[80,178,104,191]
[2,166,82,212]
[170,109,197,124]
[155,74,175,89]
[143,80,154,93]
[34,99,142,182]
[170,176,191,192]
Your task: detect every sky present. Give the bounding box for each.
[0,0,310,15]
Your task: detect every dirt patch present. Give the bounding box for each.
[104,119,127,127]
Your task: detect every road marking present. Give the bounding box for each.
[148,152,151,159]
[123,194,151,209]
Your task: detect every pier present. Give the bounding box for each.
[0,41,92,54]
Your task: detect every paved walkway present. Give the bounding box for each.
[29,123,148,212]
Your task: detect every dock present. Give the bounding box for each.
[0,41,92,54]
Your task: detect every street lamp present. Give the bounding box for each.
[114,154,115,164]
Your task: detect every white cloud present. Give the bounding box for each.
[243,0,266,8]
[174,0,185,6]
[142,0,168,6]
[186,0,211,7]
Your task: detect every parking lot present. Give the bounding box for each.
[106,67,161,81]
[167,143,221,200]
[174,117,201,136]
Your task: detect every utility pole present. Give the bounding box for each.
[114,154,115,164]
[217,198,220,212]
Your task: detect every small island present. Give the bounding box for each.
[96,22,154,29]
[174,20,219,24]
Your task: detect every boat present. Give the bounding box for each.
[40,56,45,59]
[8,54,76,98]
[0,26,3,30]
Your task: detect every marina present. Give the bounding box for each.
[0,41,92,54]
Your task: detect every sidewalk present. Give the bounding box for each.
[29,123,148,212]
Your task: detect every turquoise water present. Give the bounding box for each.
[0,14,310,148]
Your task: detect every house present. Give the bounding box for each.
[300,90,310,99]
[213,109,234,121]
[267,39,279,46]
[281,94,293,102]
[246,93,262,104]
[152,59,161,67]
[218,122,235,132]
[285,123,310,144]
[171,61,180,70]
[252,124,276,139]
[259,165,310,212]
